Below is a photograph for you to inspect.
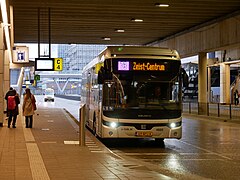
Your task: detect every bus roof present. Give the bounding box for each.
[83,46,180,72]
[100,46,180,58]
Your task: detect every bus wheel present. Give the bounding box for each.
[155,138,164,144]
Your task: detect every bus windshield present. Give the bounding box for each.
[102,71,181,110]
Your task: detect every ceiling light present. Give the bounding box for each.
[115,29,125,33]
[131,18,143,22]
[102,37,111,41]
[155,3,169,7]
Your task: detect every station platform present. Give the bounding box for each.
[0,106,177,180]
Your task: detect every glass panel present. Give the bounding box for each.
[102,71,181,111]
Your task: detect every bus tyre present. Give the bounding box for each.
[155,138,164,143]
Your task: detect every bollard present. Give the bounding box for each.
[198,102,200,115]
[207,102,209,116]
[79,104,86,146]
[217,103,220,117]
[229,104,232,119]
[189,102,191,114]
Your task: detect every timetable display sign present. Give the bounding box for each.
[35,58,54,71]
[35,58,63,71]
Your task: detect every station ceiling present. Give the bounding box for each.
[8,0,240,45]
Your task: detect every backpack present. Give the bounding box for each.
[8,96,16,110]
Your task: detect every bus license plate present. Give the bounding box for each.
[136,131,153,137]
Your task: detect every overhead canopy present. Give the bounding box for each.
[6,0,240,45]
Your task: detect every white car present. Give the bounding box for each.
[44,88,54,102]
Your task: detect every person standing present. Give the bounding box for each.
[234,89,239,105]
[22,88,36,128]
[5,88,20,128]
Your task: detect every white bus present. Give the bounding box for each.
[81,46,183,141]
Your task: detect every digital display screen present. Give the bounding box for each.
[114,59,168,72]
[118,61,130,71]
[132,62,165,71]
[37,60,53,69]
[35,58,54,71]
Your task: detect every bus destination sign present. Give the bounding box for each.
[133,62,165,71]
[117,61,166,71]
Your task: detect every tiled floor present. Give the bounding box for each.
[0,107,175,180]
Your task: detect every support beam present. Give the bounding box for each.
[198,52,208,115]
[17,67,25,95]
[207,67,211,103]
[55,79,69,94]
[220,63,230,104]
[0,23,4,126]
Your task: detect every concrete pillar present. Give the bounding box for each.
[3,49,10,113]
[0,23,4,126]
[220,63,230,104]
[207,67,211,103]
[17,67,25,95]
[198,52,208,115]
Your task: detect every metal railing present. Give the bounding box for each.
[183,102,240,120]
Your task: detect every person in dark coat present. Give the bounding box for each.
[234,89,239,105]
[5,87,15,117]
[5,88,20,128]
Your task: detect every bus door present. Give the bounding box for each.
[85,72,91,125]
[97,84,103,135]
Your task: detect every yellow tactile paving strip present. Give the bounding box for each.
[20,109,50,180]
[26,143,50,180]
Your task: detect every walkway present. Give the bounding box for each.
[0,106,174,180]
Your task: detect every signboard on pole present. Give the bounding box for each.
[35,58,54,71]
[34,75,40,81]
[35,58,63,71]
[54,58,63,71]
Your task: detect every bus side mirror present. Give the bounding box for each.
[98,66,105,84]
[97,66,112,84]
[98,71,104,84]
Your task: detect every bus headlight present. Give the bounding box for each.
[170,122,176,128]
[167,121,181,129]
[102,120,119,128]
[110,122,117,128]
